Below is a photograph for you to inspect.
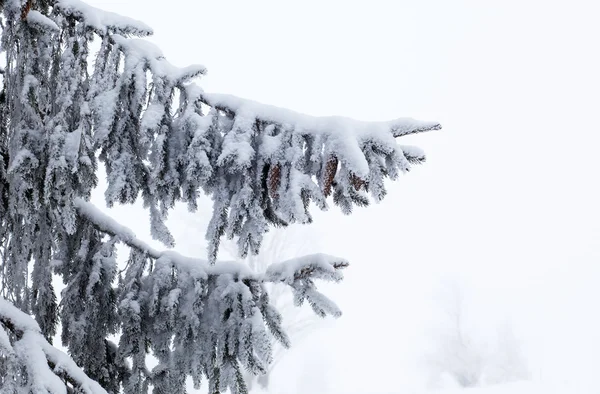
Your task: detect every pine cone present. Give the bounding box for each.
[268,163,281,199]
[323,155,338,197]
[21,0,32,20]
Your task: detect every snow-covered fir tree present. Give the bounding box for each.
[0,0,440,392]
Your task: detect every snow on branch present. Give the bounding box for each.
[4,0,441,265]
[199,91,439,179]
[200,92,441,139]
[73,197,255,277]
[50,6,441,260]
[74,198,162,258]
[111,35,207,84]
[266,253,348,285]
[266,254,348,317]
[55,0,153,36]
[193,91,440,261]
[26,10,60,32]
[73,198,346,285]
[71,199,347,391]
[0,298,108,394]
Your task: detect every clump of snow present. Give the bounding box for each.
[26,10,60,31]
[266,253,348,284]
[55,0,153,36]
[204,91,438,126]
[202,92,440,139]
[0,298,41,333]
[112,35,207,84]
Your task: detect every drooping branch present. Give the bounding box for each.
[21,0,441,260]
[74,198,348,285]
[0,298,108,394]
[73,198,170,262]
[71,199,348,391]
[55,0,154,36]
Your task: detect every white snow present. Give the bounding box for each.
[399,144,426,161]
[0,323,12,352]
[259,126,284,159]
[217,114,256,170]
[266,253,348,284]
[64,128,83,167]
[201,92,441,140]
[140,103,165,132]
[74,198,140,247]
[26,10,60,31]
[91,88,120,144]
[111,35,207,84]
[15,331,67,393]
[0,298,42,333]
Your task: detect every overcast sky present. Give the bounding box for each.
[89,1,600,393]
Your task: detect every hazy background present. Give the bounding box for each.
[87,1,600,392]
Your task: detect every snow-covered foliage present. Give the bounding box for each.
[219,226,327,391]
[0,297,107,393]
[0,0,439,392]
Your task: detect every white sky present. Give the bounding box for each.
[88,1,600,393]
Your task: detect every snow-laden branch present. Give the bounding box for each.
[93,25,441,260]
[200,91,441,139]
[55,0,153,36]
[70,197,348,391]
[266,253,348,284]
[71,198,347,391]
[111,35,207,84]
[0,298,108,394]
[73,198,347,284]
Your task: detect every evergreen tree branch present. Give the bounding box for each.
[73,197,348,285]
[199,92,442,138]
[0,298,108,394]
